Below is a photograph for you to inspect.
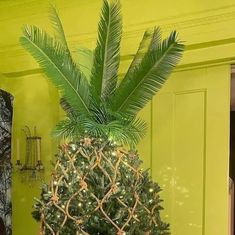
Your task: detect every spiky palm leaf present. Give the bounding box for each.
[60,97,74,115]
[148,27,162,52]
[125,29,153,75]
[55,99,147,148]
[49,6,69,51]
[90,0,122,104]
[77,46,93,81]
[20,26,91,116]
[53,113,147,148]
[110,30,184,116]
[21,2,184,148]
[50,6,93,115]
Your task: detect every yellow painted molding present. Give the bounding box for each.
[1,3,235,48]
[2,3,235,75]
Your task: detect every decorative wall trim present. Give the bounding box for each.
[2,3,235,76]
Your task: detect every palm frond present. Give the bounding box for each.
[21,2,184,147]
[53,115,85,140]
[60,98,74,115]
[49,6,69,51]
[148,27,162,52]
[77,46,93,81]
[125,29,153,75]
[110,30,184,115]
[20,25,91,116]
[90,0,122,103]
[53,111,147,148]
[50,7,93,81]
[107,117,147,148]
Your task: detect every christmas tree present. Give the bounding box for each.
[20,0,184,234]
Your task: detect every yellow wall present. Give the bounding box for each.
[0,74,60,234]
[153,65,230,235]
[1,0,235,234]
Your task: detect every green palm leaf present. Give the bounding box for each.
[148,27,162,52]
[77,46,94,81]
[49,6,69,51]
[53,114,86,140]
[121,27,161,85]
[90,0,122,103]
[20,1,184,147]
[50,6,93,78]
[53,113,147,148]
[20,25,91,116]
[107,117,147,148]
[111,30,184,115]
[60,98,74,115]
[125,29,153,75]
[50,6,94,114]
[50,7,94,82]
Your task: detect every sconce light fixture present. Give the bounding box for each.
[15,126,44,184]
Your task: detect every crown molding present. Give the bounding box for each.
[2,3,235,75]
[2,3,235,51]
[67,3,235,45]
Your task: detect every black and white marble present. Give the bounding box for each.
[0,89,13,235]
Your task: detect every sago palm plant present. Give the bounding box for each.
[20,0,184,234]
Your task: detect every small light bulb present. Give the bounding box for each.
[71,144,77,151]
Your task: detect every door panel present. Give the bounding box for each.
[152,65,230,235]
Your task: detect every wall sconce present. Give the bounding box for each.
[15,126,44,183]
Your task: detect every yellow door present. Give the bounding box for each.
[152,65,230,235]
